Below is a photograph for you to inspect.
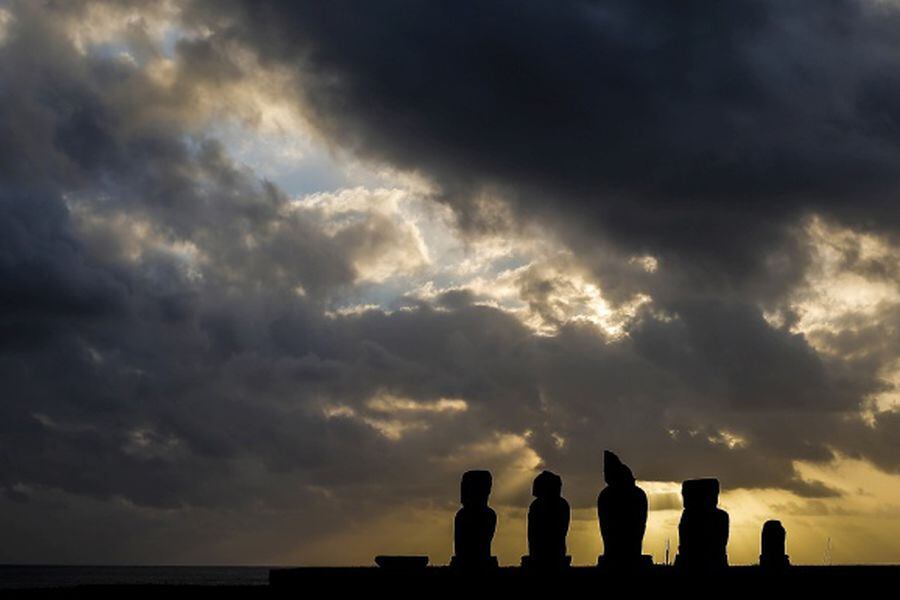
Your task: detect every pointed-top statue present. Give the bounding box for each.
[597,451,650,568]
[522,470,571,569]
[451,470,498,570]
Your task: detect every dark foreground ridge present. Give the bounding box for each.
[4,565,899,595]
[268,565,900,598]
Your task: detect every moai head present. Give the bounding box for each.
[603,450,635,487]
[532,470,562,499]
[761,520,786,554]
[682,478,719,510]
[461,470,492,507]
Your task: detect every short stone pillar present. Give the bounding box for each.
[759,520,790,570]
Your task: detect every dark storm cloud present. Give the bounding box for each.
[2,0,900,563]
[196,0,900,293]
[184,0,900,479]
[0,1,358,510]
[0,1,550,532]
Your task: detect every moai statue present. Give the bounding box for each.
[675,478,729,571]
[522,470,571,569]
[597,451,651,568]
[451,470,498,569]
[759,520,790,570]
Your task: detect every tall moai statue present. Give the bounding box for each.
[451,470,498,569]
[675,478,729,571]
[759,520,790,569]
[597,451,651,568]
[522,470,571,569]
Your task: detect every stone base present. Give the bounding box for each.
[374,555,429,569]
[760,554,791,569]
[520,555,572,570]
[596,554,654,570]
[674,554,729,571]
[450,555,499,570]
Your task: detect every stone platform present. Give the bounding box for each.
[269,564,900,597]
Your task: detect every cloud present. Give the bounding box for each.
[1,0,900,565]
[197,0,900,290]
[299,187,431,283]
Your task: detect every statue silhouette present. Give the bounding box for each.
[760,520,790,569]
[522,470,570,568]
[451,470,498,569]
[675,478,729,571]
[597,450,650,568]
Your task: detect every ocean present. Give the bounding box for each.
[0,565,271,589]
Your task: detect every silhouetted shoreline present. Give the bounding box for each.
[0,565,270,589]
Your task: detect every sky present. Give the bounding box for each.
[1,0,900,566]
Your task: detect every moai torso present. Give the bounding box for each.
[678,507,729,565]
[528,495,570,559]
[598,483,648,558]
[454,505,497,560]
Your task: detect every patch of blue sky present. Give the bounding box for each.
[208,119,391,196]
[160,25,182,58]
[87,40,136,63]
[344,281,421,311]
